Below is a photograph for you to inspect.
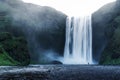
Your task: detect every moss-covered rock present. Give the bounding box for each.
[0,44,20,66]
[0,32,30,66]
[100,16,120,65]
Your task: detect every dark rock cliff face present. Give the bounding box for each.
[92,0,120,64]
[99,2,120,64]
[100,15,120,64]
[0,0,67,64]
[0,32,30,66]
[92,1,120,62]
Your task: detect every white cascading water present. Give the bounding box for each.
[63,15,93,64]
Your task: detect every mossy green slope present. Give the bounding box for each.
[0,32,30,66]
[0,1,30,66]
[0,45,20,66]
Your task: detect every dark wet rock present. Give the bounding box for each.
[51,61,63,64]
[0,65,120,80]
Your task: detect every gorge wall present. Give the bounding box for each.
[0,0,120,64]
[92,0,120,64]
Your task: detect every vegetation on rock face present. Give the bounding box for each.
[0,32,30,66]
[100,16,120,65]
[0,45,19,66]
[92,1,117,62]
[0,0,30,66]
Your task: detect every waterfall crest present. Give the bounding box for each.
[63,15,93,64]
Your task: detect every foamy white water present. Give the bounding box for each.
[62,15,93,64]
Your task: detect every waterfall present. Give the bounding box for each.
[63,15,93,64]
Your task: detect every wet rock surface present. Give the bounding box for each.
[0,65,120,80]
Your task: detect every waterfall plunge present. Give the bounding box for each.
[63,15,94,64]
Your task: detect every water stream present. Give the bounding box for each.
[63,15,94,64]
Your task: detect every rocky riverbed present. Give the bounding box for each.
[0,65,120,80]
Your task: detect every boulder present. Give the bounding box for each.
[51,61,63,64]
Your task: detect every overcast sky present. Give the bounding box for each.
[22,0,116,16]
